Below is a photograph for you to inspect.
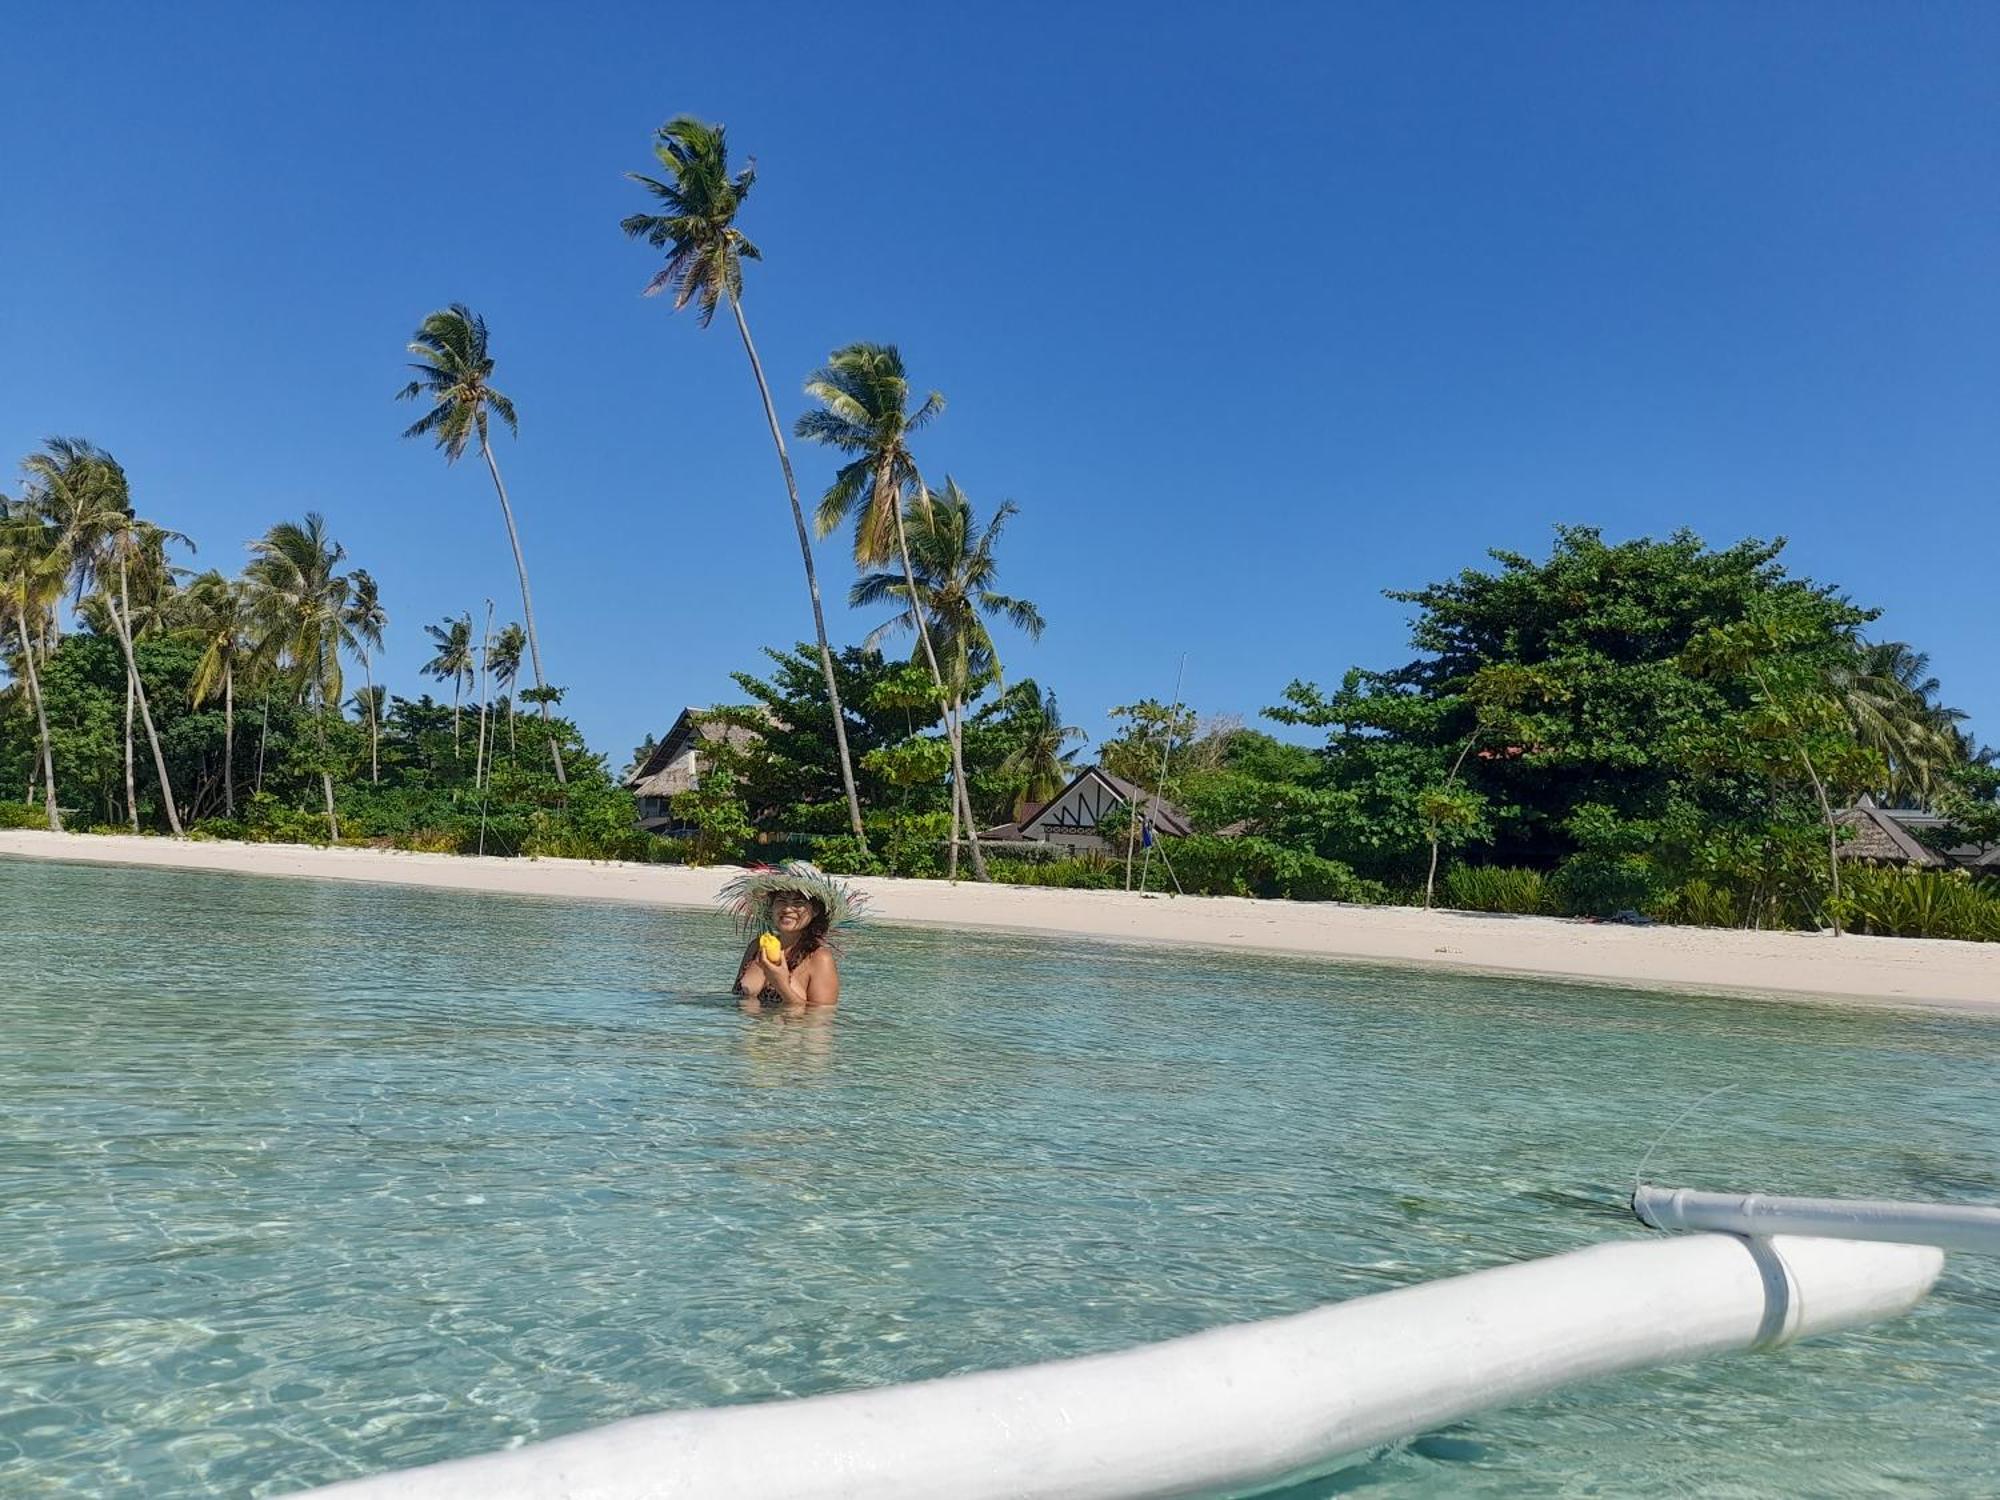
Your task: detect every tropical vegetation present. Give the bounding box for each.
[4,111,1994,946]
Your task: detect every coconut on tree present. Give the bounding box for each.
[621,114,868,852]
[396,304,565,786]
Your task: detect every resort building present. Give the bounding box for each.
[625,708,763,835]
[982,765,1194,854]
[1834,796,1999,872]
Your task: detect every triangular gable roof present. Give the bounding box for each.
[1019,765,1193,839]
[626,708,765,795]
[1833,803,1947,866]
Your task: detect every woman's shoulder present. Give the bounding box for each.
[800,945,839,971]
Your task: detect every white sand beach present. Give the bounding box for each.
[4,829,1994,1011]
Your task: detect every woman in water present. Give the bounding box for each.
[722,862,865,1011]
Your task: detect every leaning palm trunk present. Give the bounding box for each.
[223,662,236,817]
[113,559,183,835]
[890,485,987,881]
[477,439,567,789]
[729,296,868,852]
[13,598,62,830]
[124,675,137,832]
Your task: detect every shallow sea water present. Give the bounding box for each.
[2,856,1996,1497]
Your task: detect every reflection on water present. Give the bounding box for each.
[1,857,1995,1498]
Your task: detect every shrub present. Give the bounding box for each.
[0,802,51,830]
[1835,866,2000,943]
[990,851,1120,889]
[1651,877,1745,929]
[1443,864,1549,915]
[189,818,248,842]
[1164,836,1376,903]
[1550,854,1664,918]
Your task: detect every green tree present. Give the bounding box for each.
[488,621,525,757]
[993,683,1087,821]
[421,614,475,755]
[621,114,867,851]
[245,514,356,838]
[797,342,989,878]
[396,304,565,787]
[0,499,67,828]
[342,568,388,783]
[24,440,192,834]
[852,480,1044,875]
[182,570,254,816]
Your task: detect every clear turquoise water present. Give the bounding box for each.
[2,857,1996,1498]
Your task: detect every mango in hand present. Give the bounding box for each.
[758,932,783,963]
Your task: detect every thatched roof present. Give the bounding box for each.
[626,708,764,799]
[1834,802,1946,867]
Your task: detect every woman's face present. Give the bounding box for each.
[769,891,818,934]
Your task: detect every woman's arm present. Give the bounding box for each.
[793,950,840,1009]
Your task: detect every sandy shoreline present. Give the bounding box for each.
[4,829,1995,1012]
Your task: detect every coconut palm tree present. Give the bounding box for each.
[1826,641,1966,808]
[24,440,191,834]
[852,481,1043,876]
[621,114,868,852]
[183,570,255,817]
[798,343,988,877]
[396,305,565,787]
[489,621,525,756]
[0,499,66,829]
[997,684,1088,822]
[342,568,387,782]
[422,613,476,754]
[245,514,356,837]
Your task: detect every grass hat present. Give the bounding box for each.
[719,860,869,946]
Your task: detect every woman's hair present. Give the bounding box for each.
[773,893,832,964]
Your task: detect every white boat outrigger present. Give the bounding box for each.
[293,1186,1996,1500]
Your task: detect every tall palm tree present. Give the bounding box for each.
[396,305,565,787]
[183,570,254,817]
[0,499,66,829]
[997,684,1088,822]
[798,343,989,877]
[852,481,1043,875]
[489,621,525,756]
[342,568,388,783]
[24,440,190,834]
[422,613,476,754]
[245,514,355,838]
[621,114,868,851]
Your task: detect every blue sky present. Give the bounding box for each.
[4,3,1994,765]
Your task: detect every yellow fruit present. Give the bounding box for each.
[758,932,783,963]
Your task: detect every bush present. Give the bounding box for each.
[1835,866,2000,943]
[1550,854,1664,918]
[0,802,51,830]
[1443,864,1549,915]
[1164,836,1376,902]
[990,851,1120,889]
[1651,877,1746,929]
[189,818,248,842]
